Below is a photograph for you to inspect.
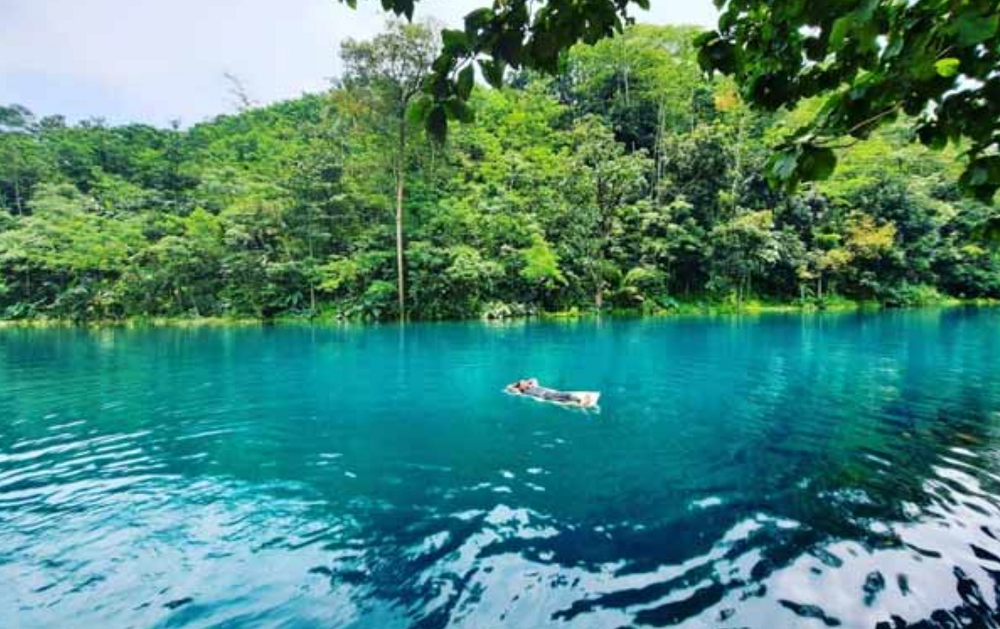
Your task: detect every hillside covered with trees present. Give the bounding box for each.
[1,22,998,322]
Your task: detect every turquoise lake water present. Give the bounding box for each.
[2,309,1000,628]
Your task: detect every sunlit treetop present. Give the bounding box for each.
[340,0,999,203]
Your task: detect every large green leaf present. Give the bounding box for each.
[406,95,433,126]
[424,104,448,140]
[456,65,475,100]
[444,97,475,123]
[441,29,470,55]
[934,58,961,77]
[799,145,837,181]
[479,59,506,89]
[952,13,999,46]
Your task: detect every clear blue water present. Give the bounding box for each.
[2,309,1000,629]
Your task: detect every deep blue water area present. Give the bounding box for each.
[2,309,1000,628]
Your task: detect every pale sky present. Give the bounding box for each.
[0,0,718,127]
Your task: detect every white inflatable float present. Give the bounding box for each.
[504,380,601,409]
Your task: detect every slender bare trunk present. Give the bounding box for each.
[619,36,630,107]
[395,114,406,321]
[13,178,23,216]
[395,170,404,318]
[731,110,745,212]
[652,100,664,201]
[189,289,201,318]
[308,205,316,314]
[20,173,30,298]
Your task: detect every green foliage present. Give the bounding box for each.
[520,234,564,286]
[700,0,1000,201]
[0,183,144,319]
[359,280,398,319]
[318,257,360,294]
[880,283,945,308]
[0,23,996,322]
[620,266,670,310]
[339,0,998,201]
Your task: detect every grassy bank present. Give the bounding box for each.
[545,296,998,320]
[1,297,996,329]
[0,316,262,329]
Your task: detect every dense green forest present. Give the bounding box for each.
[1,22,998,322]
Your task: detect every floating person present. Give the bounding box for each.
[505,378,601,409]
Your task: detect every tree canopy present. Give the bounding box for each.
[340,0,1000,202]
[700,0,1000,202]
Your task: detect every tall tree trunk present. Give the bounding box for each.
[652,100,665,201]
[730,109,745,212]
[395,169,404,318]
[619,36,631,107]
[308,205,316,314]
[395,114,407,321]
[187,288,201,318]
[13,178,23,216]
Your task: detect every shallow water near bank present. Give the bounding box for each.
[2,309,1000,628]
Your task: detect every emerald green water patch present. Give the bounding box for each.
[2,309,1000,628]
